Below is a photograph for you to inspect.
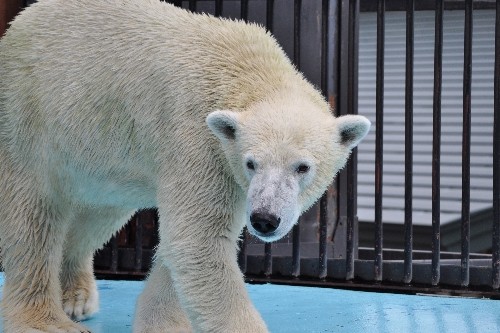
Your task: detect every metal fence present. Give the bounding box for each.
[93,0,500,297]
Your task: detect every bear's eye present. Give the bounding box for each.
[296,164,310,174]
[246,160,255,171]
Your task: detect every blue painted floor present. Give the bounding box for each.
[1,275,500,332]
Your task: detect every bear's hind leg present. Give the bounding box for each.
[61,206,134,321]
[133,263,192,333]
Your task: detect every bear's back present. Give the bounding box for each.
[0,0,292,119]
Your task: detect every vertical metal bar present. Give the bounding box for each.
[403,0,414,284]
[337,0,350,263]
[214,0,223,17]
[345,0,360,281]
[110,235,118,273]
[294,0,302,88]
[320,0,328,96]
[238,229,248,273]
[266,0,274,32]
[189,0,196,12]
[461,0,473,287]
[291,225,301,277]
[263,0,274,278]
[318,0,329,280]
[373,0,385,282]
[330,0,345,260]
[134,214,143,272]
[291,0,302,278]
[319,196,328,278]
[240,0,249,21]
[492,0,500,290]
[264,242,272,277]
[431,0,444,286]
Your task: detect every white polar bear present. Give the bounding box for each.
[0,0,370,332]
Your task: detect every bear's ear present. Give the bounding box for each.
[206,110,241,142]
[335,115,371,149]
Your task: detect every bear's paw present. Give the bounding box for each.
[62,278,99,321]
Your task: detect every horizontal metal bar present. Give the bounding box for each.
[244,275,500,300]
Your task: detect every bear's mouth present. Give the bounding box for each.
[247,227,281,242]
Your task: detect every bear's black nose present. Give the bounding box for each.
[250,212,280,234]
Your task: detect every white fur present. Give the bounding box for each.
[0,0,370,332]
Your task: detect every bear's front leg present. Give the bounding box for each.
[60,206,134,322]
[134,263,192,333]
[0,202,91,333]
[158,229,269,333]
[60,255,99,322]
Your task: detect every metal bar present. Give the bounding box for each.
[328,0,339,105]
[291,225,301,277]
[244,273,500,299]
[345,172,355,280]
[264,242,272,277]
[134,215,143,272]
[214,0,223,17]
[110,236,118,273]
[294,0,301,66]
[238,229,248,273]
[264,0,274,276]
[266,0,274,32]
[492,0,500,290]
[330,0,344,260]
[431,0,443,286]
[318,0,329,280]
[291,0,302,279]
[345,0,360,281]
[337,0,350,264]
[403,0,414,284]
[189,0,196,12]
[461,0,473,287]
[321,0,328,94]
[374,0,385,282]
[319,195,328,278]
[240,0,249,21]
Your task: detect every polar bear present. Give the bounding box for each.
[0,0,370,332]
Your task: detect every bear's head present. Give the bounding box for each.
[206,93,370,242]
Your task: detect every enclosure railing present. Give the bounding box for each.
[90,0,500,297]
